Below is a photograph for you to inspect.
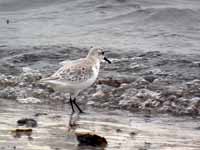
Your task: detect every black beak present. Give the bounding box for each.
[104,57,111,64]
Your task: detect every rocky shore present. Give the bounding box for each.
[0,46,200,116]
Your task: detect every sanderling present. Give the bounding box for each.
[40,47,111,113]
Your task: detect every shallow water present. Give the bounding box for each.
[0,0,200,54]
[0,99,200,150]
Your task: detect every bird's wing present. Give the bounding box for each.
[59,58,84,65]
[41,59,94,83]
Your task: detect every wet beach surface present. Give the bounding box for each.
[0,46,200,149]
[0,46,200,116]
[0,99,200,150]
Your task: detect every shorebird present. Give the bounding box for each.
[40,47,111,113]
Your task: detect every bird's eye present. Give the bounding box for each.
[101,51,104,55]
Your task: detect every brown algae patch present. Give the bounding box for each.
[11,128,33,140]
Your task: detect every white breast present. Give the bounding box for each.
[93,62,100,79]
[69,62,100,93]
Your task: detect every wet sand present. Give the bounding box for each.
[0,99,200,150]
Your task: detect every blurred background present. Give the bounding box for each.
[0,0,200,53]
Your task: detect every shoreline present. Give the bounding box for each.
[0,46,199,117]
[0,98,200,150]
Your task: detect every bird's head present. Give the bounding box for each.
[87,47,111,64]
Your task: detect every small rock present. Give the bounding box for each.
[143,75,156,83]
[11,128,32,139]
[92,90,105,97]
[166,95,177,101]
[161,88,183,97]
[171,101,176,108]
[191,97,200,103]
[120,88,137,98]
[159,105,172,113]
[17,118,37,127]
[142,99,160,108]
[134,77,150,88]
[119,97,141,110]
[34,113,48,117]
[116,129,122,133]
[76,129,107,147]
[0,87,17,99]
[0,74,17,87]
[186,79,200,86]
[19,72,42,83]
[87,101,95,105]
[32,88,49,99]
[186,106,199,116]
[136,89,160,99]
[119,99,132,106]
[119,83,129,88]
[129,131,137,136]
[97,79,121,87]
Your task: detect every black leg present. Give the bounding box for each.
[70,96,75,113]
[73,98,83,113]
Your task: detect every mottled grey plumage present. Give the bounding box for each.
[40,47,111,113]
[43,59,93,83]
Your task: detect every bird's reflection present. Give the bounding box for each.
[68,112,80,131]
[67,112,106,150]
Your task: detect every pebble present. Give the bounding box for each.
[92,90,105,97]
[32,88,49,99]
[143,75,156,83]
[136,89,160,99]
[34,113,48,117]
[11,128,33,139]
[97,79,121,87]
[75,129,107,147]
[19,72,42,83]
[0,74,17,87]
[17,118,37,127]
[0,87,17,99]
[87,101,95,105]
